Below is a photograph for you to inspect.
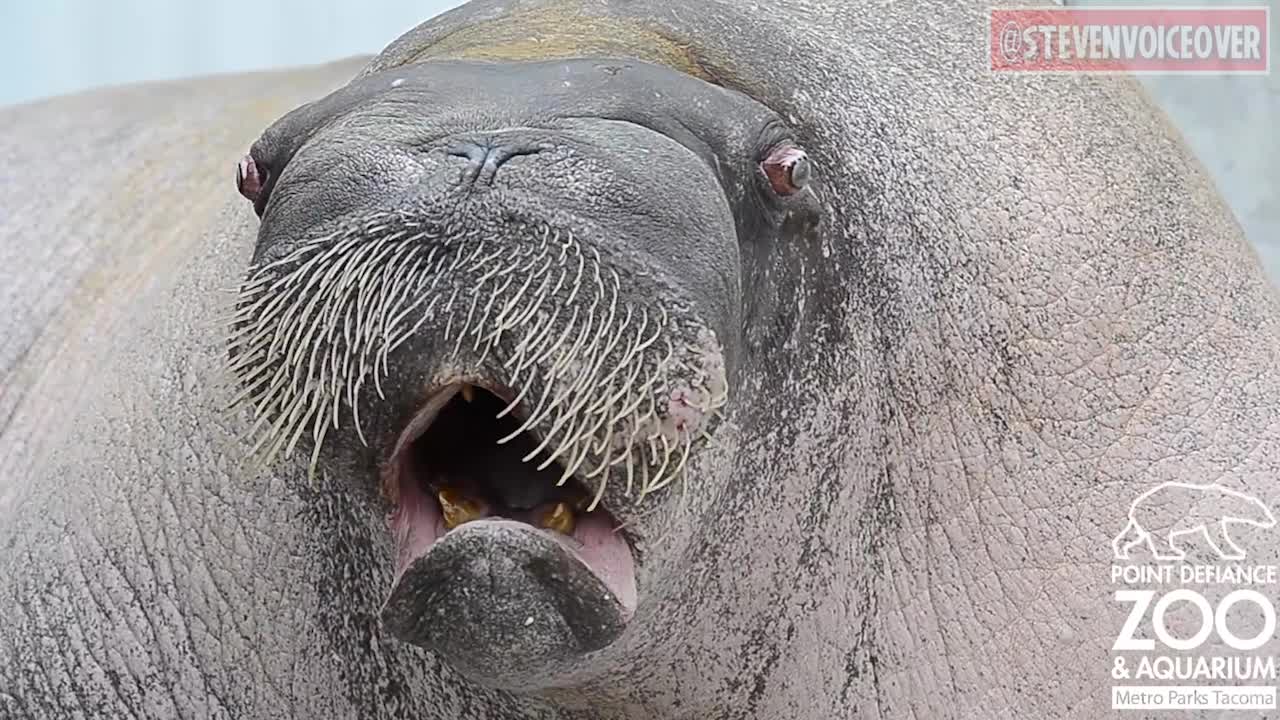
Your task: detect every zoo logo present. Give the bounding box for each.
[1111,482,1279,657]
[1112,482,1277,562]
[1113,588,1277,652]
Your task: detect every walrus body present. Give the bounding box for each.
[3,1,1280,718]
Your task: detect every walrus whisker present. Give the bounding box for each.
[582,388,626,456]
[249,366,292,417]
[350,376,369,447]
[225,368,276,409]
[283,392,322,460]
[390,290,443,349]
[350,241,398,326]
[471,273,514,352]
[223,218,726,517]
[551,281,600,372]
[543,363,614,459]
[515,303,560,364]
[573,296,628,411]
[606,367,656,426]
[368,245,422,333]
[528,300,578,369]
[453,283,486,360]
[592,354,644,423]
[497,305,580,439]
[255,392,303,464]
[546,256,569,298]
[585,467,609,513]
[587,421,617,480]
[380,256,433,342]
[557,429,595,486]
[441,286,460,342]
[308,407,331,479]
[496,368,557,443]
[645,434,681,494]
[504,263,554,330]
[494,316,556,417]
[520,402,567,460]
[538,410,584,472]
[488,254,542,333]
[381,260,436,333]
[503,288,557,369]
[563,248,587,308]
[583,273,618,361]
[637,459,651,500]
[537,330,604,439]
[372,351,388,402]
[468,245,507,276]
[527,338,591,440]
[450,242,483,272]
[384,292,440,357]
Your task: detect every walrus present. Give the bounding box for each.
[3,1,1279,718]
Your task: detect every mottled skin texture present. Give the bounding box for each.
[2,2,1279,720]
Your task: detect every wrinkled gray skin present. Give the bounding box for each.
[3,1,1280,719]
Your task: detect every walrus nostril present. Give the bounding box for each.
[448,141,544,187]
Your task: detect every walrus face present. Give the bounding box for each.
[226,59,819,689]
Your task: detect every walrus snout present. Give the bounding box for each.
[224,55,818,691]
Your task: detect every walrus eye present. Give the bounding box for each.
[761,144,811,196]
[236,154,267,203]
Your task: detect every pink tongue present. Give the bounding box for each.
[387,478,444,584]
[565,512,637,614]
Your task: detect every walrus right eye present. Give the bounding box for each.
[236,154,268,205]
[761,144,811,196]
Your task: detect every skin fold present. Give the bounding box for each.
[2,1,1278,718]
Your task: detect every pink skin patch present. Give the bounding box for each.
[555,511,637,613]
[387,474,445,585]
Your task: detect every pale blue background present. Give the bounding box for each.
[0,0,461,107]
[0,0,1274,282]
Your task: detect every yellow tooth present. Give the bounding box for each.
[460,384,475,403]
[438,489,484,529]
[539,502,577,535]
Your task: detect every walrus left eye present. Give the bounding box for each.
[236,154,268,204]
[761,144,811,196]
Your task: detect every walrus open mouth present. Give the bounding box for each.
[225,209,730,667]
[383,381,638,615]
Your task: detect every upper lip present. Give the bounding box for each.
[387,378,508,460]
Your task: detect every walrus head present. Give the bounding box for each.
[225,58,821,688]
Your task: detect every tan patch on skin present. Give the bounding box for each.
[405,3,714,81]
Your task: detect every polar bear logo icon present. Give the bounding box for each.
[1112,482,1276,561]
